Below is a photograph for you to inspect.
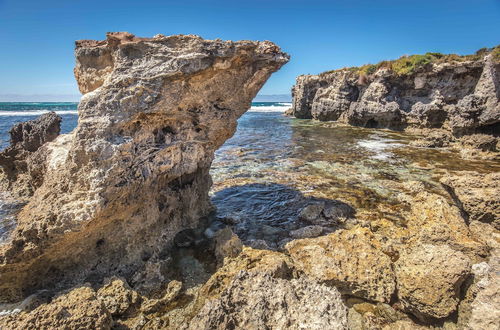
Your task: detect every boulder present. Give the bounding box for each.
[441,171,500,229]
[0,112,61,196]
[286,227,396,302]
[405,191,487,259]
[0,286,112,329]
[395,244,471,322]
[186,271,349,330]
[0,32,288,302]
[464,250,500,329]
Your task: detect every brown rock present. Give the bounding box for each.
[406,191,487,259]
[286,227,396,302]
[0,286,112,329]
[395,244,471,322]
[186,271,349,330]
[441,171,500,229]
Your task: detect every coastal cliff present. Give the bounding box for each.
[0,32,289,302]
[0,36,498,329]
[290,48,500,135]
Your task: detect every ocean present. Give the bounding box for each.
[0,102,291,149]
[1,101,499,244]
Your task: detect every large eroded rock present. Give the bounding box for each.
[395,244,471,322]
[286,227,396,302]
[290,51,500,134]
[0,112,61,197]
[0,32,288,302]
[187,271,348,330]
[441,171,500,229]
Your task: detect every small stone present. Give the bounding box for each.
[214,227,243,265]
[298,202,324,222]
[290,225,324,239]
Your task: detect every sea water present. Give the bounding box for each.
[1,101,499,244]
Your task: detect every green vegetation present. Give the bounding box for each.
[320,45,500,77]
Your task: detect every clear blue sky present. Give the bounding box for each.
[0,0,499,101]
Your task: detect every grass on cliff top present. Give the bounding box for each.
[322,45,500,77]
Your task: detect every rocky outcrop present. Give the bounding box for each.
[286,227,396,302]
[290,49,500,135]
[441,171,500,229]
[395,244,471,322]
[0,112,61,196]
[0,286,113,329]
[0,32,288,302]
[187,271,348,330]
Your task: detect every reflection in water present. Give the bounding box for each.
[210,111,500,233]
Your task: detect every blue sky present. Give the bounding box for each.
[0,0,499,101]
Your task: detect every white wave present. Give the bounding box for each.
[248,105,290,113]
[357,135,403,161]
[277,102,292,106]
[0,110,78,116]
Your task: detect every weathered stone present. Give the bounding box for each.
[0,32,288,303]
[213,227,243,266]
[97,277,141,316]
[0,112,61,196]
[0,286,112,329]
[406,191,487,259]
[290,225,324,239]
[186,271,349,330]
[465,250,500,330]
[290,50,499,135]
[458,134,498,151]
[441,171,500,229]
[140,280,182,314]
[395,244,471,322]
[286,227,396,302]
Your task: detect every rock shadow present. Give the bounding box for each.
[210,182,357,250]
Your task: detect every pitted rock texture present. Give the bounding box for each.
[285,227,396,302]
[290,52,499,135]
[0,112,61,197]
[441,171,500,229]
[395,244,471,322]
[186,271,349,330]
[0,32,288,302]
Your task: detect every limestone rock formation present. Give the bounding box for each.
[286,227,396,302]
[405,191,487,259]
[0,32,288,302]
[464,250,500,329]
[395,244,471,322]
[0,112,61,197]
[0,286,112,329]
[441,171,500,229]
[187,271,349,330]
[290,49,500,136]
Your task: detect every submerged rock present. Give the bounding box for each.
[0,32,288,302]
